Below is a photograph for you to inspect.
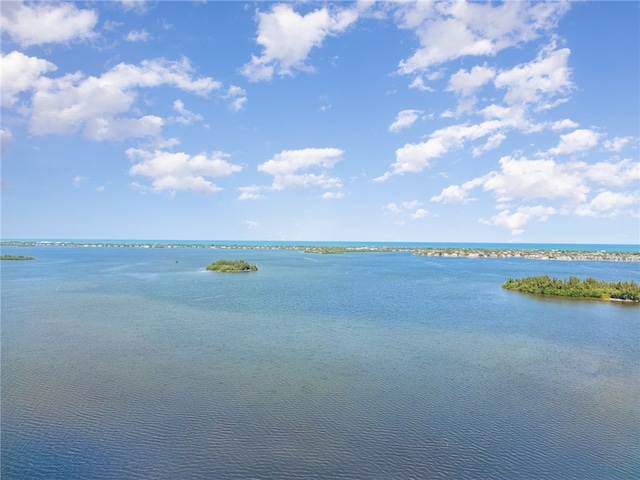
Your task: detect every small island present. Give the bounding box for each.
[502,275,640,302]
[206,259,258,273]
[0,255,35,261]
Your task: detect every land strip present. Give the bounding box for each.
[2,241,638,262]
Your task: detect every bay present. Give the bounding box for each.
[1,244,639,479]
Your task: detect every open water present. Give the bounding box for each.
[1,244,639,479]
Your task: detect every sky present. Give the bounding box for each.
[1,0,638,243]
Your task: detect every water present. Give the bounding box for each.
[2,245,639,479]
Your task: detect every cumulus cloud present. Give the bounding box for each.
[603,136,632,152]
[376,118,513,181]
[447,65,495,97]
[411,208,429,219]
[432,154,639,233]
[548,128,599,155]
[431,177,486,204]
[241,4,358,81]
[24,57,219,141]
[125,29,151,42]
[127,148,242,194]
[172,99,203,125]
[1,51,57,108]
[494,43,573,108]
[396,1,569,75]
[1,1,98,47]
[575,191,639,217]
[472,132,506,157]
[223,86,247,112]
[389,109,422,132]
[482,156,588,203]
[258,148,344,195]
[482,205,556,236]
[551,118,579,130]
[408,76,434,92]
[384,200,428,221]
[583,158,640,188]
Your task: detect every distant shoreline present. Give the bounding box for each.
[2,241,638,262]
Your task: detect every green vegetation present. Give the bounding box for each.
[206,259,257,272]
[502,275,640,302]
[0,255,35,260]
[304,246,347,254]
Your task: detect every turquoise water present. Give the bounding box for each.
[2,245,639,479]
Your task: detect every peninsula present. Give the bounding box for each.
[502,275,640,302]
[206,259,257,273]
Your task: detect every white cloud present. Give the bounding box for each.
[172,99,203,125]
[384,200,427,220]
[483,205,556,235]
[238,185,265,201]
[271,172,343,191]
[322,191,345,199]
[127,148,242,194]
[482,156,588,203]
[223,86,247,112]
[376,118,512,180]
[494,43,573,108]
[396,1,569,75]
[431,176,486,204]
[125,29,151,42]
[447,65,495,97]
[1,51,57,108]
[258,147,342,176]
[258,148,344,194]
[27,57,219,141]
[472,132,506,157]
[551,118,579,130]
[83,115,164,141]
[1,1,98,47]
[119,0,148,13]
[73,175,89,187]
[408,76,434,92]
[576,191,639,217]
[385,203,402,214]
[246,220,259,229]
[583,158,640,188]
[241,4,358,81]
[431,185,469,204]
[603,136,632,152]
[434,156,639,228]
[389,109,422,132]
[549,128,599,155]
[0,129,13,152]
[411,208,429,220]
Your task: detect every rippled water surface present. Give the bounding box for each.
[2,245,639,479]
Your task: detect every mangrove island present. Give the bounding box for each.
[502,275,640,302]
[206,259,258,273]
[0,255,35,261]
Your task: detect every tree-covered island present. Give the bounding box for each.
[206,259,257,272]
[502,275,640,302]
[0,255,35,260]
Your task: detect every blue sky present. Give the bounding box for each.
[1,1,638,243]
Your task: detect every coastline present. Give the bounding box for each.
[2,240,639,262]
